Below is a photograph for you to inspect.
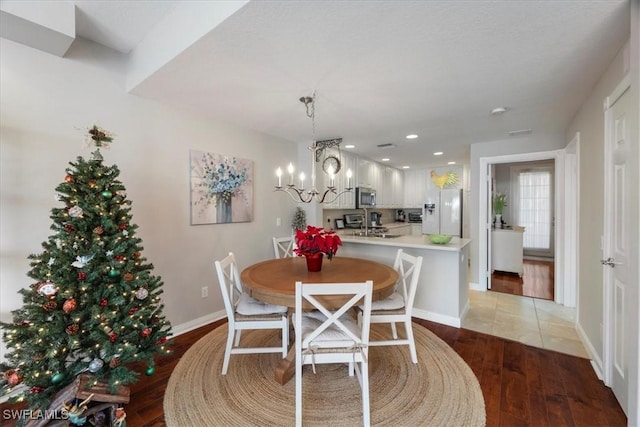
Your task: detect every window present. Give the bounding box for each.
[515,168,553,251]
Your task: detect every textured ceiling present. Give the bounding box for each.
[70,0,629,168]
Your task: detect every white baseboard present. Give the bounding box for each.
[576,321,604,380]
[469,281,486,291]
[412,308,461,328]
[170,310,226,337]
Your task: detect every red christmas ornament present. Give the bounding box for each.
[109,332,118,343]
[141,328,151,337]
[64,174,74,183]
[156,337,167,345]
[78,272,87,281]
[114,255,125,262]
[123,273,134,281]
[63,298,77,313]
[65,224,75,232]
[3,369,17,381]
[118,223,128,231]
[128,307,138,315]
[8,372,23,386]
[100,298,108,307]
[30,386,44,394]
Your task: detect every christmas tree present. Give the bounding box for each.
[0,125,172,412]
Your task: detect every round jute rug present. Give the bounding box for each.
[164,323,485,426]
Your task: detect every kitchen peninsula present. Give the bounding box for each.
[338,234,471,327]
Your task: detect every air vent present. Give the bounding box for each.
[508,129,533,136]
[376,143,396,149]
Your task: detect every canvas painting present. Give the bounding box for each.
[190,150,253,225]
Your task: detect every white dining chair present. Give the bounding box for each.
[215,252,289,375]
[272,235,297,258]
[357,249,423,364]
[295,280,373,427]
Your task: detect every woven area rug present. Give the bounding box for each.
[164,323,485,426]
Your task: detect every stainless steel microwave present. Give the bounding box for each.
[355,187,376,208]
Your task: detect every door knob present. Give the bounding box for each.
[600,257,621,268]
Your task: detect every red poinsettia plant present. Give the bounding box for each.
[294,225,343,260]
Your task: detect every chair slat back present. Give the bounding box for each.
[393,249,423,311]
[295,281,373,349]
[273,236,296,258]
[215,252,243,316]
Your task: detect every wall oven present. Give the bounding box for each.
[355,187,376,208]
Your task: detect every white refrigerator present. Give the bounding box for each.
[422,189,463,237]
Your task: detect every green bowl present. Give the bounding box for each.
[428,234,452,244]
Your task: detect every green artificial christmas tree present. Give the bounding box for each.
[291,207,307,231]
[0,125,172,413]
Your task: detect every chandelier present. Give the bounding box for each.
[275,91,353,203]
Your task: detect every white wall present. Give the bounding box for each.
[0,37,300,360]
[565,43,627,366]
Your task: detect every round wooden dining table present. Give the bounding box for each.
[240,256,399,385]
[240,256,398,308]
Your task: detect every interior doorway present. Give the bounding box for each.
[478,145,578,308]
[490,159,556,300]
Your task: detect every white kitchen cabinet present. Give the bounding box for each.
[321,151,357,209]
[491,228,524,276]
[357,158,381,190]
[411,224,422,236]
[403,169,427,208]
[379,166,404,208]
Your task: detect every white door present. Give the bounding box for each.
[603,84,633,415]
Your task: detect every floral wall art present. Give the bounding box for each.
[190,150,253,225]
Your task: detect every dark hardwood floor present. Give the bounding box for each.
[0,317,626,426]
[491,259,554,300]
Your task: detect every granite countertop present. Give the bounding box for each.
[340,233,471,251]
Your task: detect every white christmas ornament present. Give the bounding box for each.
[135,288,149,300]
[72,254,94,268]
[68,206,83,218]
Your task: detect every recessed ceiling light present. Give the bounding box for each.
[490,107,507,115]
[402,166,410,169]
[433,152,443,156]
[344,144,355,149]
[406,134,418,139]
[381,158,390,162]
[448,161,456,165]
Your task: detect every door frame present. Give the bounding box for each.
[478,148,577,306]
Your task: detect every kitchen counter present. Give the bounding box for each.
[340,233,470,252]
[337,233,471,328]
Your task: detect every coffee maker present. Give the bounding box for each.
[395,209,406,222]
[370,211,382,226]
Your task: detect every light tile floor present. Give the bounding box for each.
[462,290,590,358]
